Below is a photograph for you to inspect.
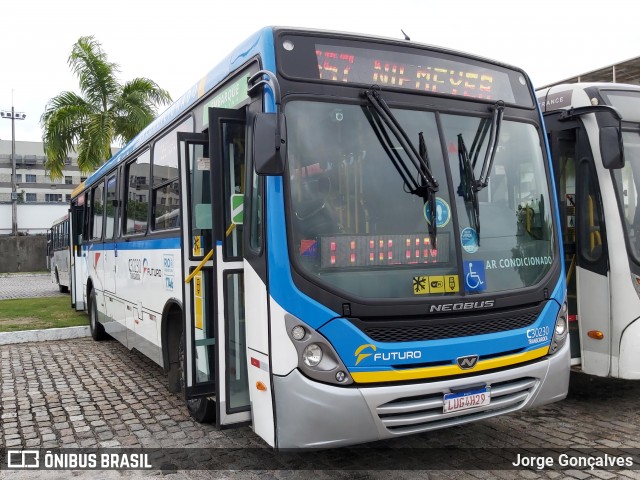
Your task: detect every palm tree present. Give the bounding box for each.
[41,36,172,179]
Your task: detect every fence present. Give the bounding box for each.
[0,235,47,272]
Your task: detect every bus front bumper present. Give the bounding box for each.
[272,341,569,449]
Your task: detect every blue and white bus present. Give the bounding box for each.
[69,27,569,448]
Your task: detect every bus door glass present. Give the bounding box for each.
[208,107,250,425]
[551,125,610,373]
[70,198,86,310]
[178,132,216,401]
[550,130,579,358]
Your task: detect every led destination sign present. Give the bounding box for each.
[315,44,518,102]
[319,233,450,269]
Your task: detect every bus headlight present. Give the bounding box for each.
[285,314,354,385]
[302,344,323,366]
[549,301,569,355]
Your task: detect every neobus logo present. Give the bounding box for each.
[429,300,495,313]
[457,354,479,370]
[354,344,422,365]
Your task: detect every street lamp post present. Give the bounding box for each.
[0,107,26,236]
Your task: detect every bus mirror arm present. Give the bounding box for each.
[253,112,286,175]
[248,70,286,175]
[560,105,624,169]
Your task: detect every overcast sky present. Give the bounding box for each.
[2,0,639,143]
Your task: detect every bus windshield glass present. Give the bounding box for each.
[613,130,640,263]
[601,90,640,264]
[600,89,640,123]
[285,100,555,299]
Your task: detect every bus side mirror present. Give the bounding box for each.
[77,235,83,246]
[253,112,286,175]
[600,126,624,169]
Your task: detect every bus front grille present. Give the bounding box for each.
[350,304,544,343]
[376,377,537,434]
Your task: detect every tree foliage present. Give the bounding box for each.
[41,36,172,179]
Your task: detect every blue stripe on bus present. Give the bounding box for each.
[266,176,340,328]
[85,236,181,251]
[321,294,560,372]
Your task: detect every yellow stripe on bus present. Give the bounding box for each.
[71,181,86,199]
[350,346,549,384]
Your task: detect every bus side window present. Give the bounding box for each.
[105,174,118,240]
[124,150,151,235]
[91,181,105,241]
[152,118,191,231]
[82,192,91,241]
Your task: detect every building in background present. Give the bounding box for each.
[0,140,117,235]
[540,55,640,88]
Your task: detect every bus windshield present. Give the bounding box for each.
[601,90,640,264]
[613,130,640,263]
[285,100,555,299]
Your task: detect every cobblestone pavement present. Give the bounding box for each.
[1,273,639,478]
[1,336,640,479]
[0,273,64,300]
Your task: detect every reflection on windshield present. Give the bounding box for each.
[285,100,554,299]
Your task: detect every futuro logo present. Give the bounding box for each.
[354,344,377,365]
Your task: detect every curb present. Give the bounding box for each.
[0,326,91,345]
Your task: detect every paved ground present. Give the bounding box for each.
[1,274,640,478]
[0,273,64,300]
[1,336,640,478]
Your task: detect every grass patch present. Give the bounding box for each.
[0,296,88,332]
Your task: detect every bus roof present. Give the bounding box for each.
[536,82,640,114]
[78,26,531,196]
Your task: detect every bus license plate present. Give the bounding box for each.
[443,388,490,413]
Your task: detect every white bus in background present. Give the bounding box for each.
[537,82,640,379]
[48,213,70,293]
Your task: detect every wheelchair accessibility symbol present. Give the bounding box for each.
[464,261,486,292]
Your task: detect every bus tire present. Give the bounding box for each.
[179,332,216,423]
[89,289,106,341]
[55,269,68,293]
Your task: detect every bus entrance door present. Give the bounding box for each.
[207,107,251,427]
[70,201,85,310]
[550,124,611,375]
[178,111,250,428]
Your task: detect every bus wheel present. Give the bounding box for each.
[179,332,216,423]
[55,269,68,293]
[89,289,106,341]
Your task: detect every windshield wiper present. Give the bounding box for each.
[457,100,505,242]
[474,100,505,192]
[361,87,439,244]
[458,134,481,240]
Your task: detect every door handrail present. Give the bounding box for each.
[185,249,214,283]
